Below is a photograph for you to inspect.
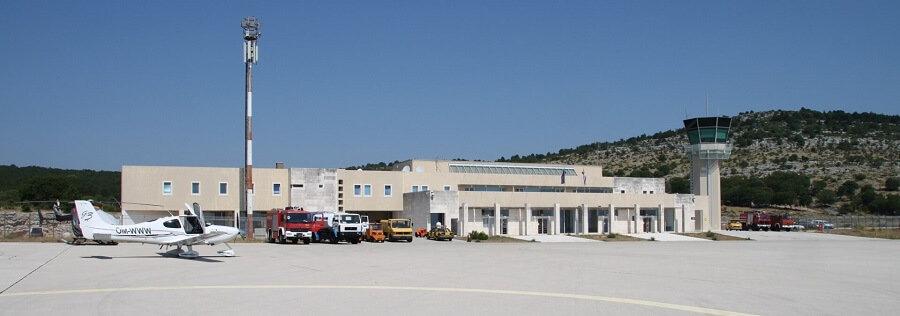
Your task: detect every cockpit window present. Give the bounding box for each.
[164,219,182,228]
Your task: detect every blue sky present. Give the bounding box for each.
[1,1,898,171]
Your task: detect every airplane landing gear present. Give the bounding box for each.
[177,245,199,258]
[217,243,236,257]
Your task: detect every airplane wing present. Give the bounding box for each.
[166,231,227,246]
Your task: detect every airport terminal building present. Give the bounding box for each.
[121,159,713,237]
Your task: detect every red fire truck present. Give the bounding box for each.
[266,207,313,244]
[769,214,796,231]
[739,211,772,231]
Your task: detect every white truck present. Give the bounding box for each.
[310,211,364,244]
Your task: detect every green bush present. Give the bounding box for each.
[469,231,489,241]
[705,231,715,238]
[606,233,617,238]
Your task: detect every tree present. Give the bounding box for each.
[838,180,859,197]
[886,177,899,191]
[815,189,837,205]
[869,195,900,215]
[666,177,690,194]
[857,185,877,207]
[763,171,811,205]
[17,175,79,208]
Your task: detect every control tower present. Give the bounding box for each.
[683,116,732,231]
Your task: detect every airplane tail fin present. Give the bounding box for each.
[75,200,114,239]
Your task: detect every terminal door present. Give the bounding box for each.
[536,217,550,234]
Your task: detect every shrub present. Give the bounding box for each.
[705,231,715,238]
[606,233,617,238]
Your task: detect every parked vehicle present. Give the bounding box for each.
[770,214,795,231]
[794,224,806,230]
[727,220,743,231]
[415,228,428,238]
[426,226,454,241]
[380,218,413,242]
[365,222,385,243]
[739,211,772,231]
[808,220,835,230]
[311,212,364,244]
[266,208,313,244]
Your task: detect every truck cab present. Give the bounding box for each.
[311,212,364,244]
[266,208,313,244]
[380,218,413,242]
[365,222,385,242]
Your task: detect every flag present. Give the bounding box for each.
[561,171,566,184]
[582,170,587,186]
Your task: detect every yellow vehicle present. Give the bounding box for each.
[426,226,454,241]
[727,220,743,231]
[365,222,385,243]
[380,219,413,242]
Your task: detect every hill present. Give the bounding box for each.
[496,108,899,214]
[0,165,120,211]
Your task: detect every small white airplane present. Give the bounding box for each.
[76,200,242,258]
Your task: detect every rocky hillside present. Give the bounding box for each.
[501,108,899,201]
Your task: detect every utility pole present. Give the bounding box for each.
[242,16,260,238]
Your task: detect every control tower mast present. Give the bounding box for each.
[683,116,732,231]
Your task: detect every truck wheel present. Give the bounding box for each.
[266,231,273,243]
[350,239,359,244]
[407,237,413,242]
[303,238,311,244]
[292,238,298,244]
[278,234,286,244]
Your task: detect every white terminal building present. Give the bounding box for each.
[121,116,731,237]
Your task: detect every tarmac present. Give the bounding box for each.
[1,237,898,315]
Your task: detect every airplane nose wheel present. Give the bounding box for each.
[217,243,236,257]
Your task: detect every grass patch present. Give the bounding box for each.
[820,228,900,239]
[573,234,645,242]
[679,232,749,241]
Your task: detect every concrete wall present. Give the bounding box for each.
[338,169,404,212]
[121,166,288,223]
[613,177,665,194]
[401,191,460,231]
[290,168,338,212]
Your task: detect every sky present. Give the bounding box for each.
[1,1,898,171]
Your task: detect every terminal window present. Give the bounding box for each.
[219,182,228,195]
[163,181,172,195]
[191,182,200,195]
[354,184,361,196]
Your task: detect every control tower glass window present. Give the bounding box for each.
[683,117,731,144]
